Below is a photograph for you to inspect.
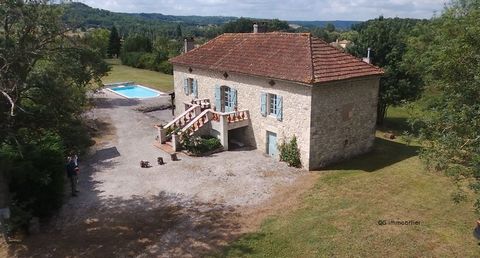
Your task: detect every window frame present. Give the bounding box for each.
[186,78,194,96]
[268,93,279,117]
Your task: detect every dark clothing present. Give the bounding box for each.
[70,174,78,195]
[66,160,78,195]
[66,161,77,178]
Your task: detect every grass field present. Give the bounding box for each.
[218,107,479,257]
[102,59,174,92]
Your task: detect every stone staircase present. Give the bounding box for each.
[154,99,251,152]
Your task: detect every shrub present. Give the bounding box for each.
[157,60,173,75]
[137,52,156,69]
[120,51,144,67]
[278,135,302,168]
[181,134,222,155]
[1,131,66,231]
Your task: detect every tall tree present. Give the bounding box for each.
[0,0,108,229]
[107,25,121,57]
[175,24,182,39]
[349,17,424,124]
[84,28,110,58]
[407,0,480,212]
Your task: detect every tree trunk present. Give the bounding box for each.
[376,102,387,125]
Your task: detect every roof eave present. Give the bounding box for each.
[313,73,384,86]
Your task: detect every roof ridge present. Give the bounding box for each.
[222,32,311,36]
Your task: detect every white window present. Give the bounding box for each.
[186,78,194,95]
[183,78,198,97]
[268,93,279,116]
[260,92,283,121]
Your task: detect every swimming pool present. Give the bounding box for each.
[108,85,162,99]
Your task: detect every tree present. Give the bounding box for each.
[325,23,335,32]
[223,17,255,33]
[84,28,110,58]
[175,24,182,39]
[406,0,480,212]
[121,35,153,53]
[222,18,290,33]
[107,25,121,57]
[0,0,108,230]
[349,17,424,124]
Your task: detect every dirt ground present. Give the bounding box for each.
[4,91,318,257]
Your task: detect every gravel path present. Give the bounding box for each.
[9,91,307,257]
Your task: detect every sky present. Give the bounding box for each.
[77,0,446,21]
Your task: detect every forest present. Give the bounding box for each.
[0,0,479,247]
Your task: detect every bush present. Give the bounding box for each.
[137,52,156,69]
[181,135,222,155]
[157,60,173,75]
[120,51,144,67]
[278,135,302,168]
[1,131,66,231]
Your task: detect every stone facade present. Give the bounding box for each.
[309,76,380,169]
[174,65,312,167]
[173,65,380,170]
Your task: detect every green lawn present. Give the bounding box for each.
[102,59,174,92]
[218,111,478,257]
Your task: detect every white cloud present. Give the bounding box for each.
[77,0,446,20]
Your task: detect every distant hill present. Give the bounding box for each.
[63,2,236,28]
[288,20,361,30]
[64,2,359,30]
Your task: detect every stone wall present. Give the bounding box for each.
[173,66,313,168]
[309,76,380,169]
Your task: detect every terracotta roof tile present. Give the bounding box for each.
[169,33,383,84]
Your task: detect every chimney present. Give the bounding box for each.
[362,47,371,64]
[184,37,194,53]
[253,23,258,33]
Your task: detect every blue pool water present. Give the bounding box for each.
[109,85,160,99]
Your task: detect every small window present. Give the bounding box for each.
[261,92,282,121]
[186,78,194,95]
[268,93,279,116]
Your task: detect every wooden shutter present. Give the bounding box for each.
[214,85,221,112]
[260,92,267,117]
[192,80,198,98]
[276,95,283,121]
[183,78,188,95]
[231,88,237,110]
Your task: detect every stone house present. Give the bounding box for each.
[158,31,383,170]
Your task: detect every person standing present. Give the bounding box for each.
[66,158,79,197]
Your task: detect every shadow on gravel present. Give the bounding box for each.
[9,193,241,257]
[7,118,242,257]
[93,146,121,162]
[94,96,140,109]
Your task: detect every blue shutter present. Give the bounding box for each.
[214,85,221,112]
[193,80,198,98]
[231,88,237,111]
[276,95,283,121]
[260,92,267,117]
[183,78,188,95]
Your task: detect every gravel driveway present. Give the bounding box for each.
[9,91,307,257]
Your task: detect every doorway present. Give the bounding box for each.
[266,131,277,157]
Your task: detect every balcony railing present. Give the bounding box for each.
[184,98,211,111]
